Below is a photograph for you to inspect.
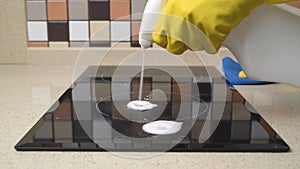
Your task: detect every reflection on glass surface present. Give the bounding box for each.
[15,66,289,152]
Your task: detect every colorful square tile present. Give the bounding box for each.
[68,0,89,20]
[27,21,48,41]
[131,21,140,41]
[131,21,141,47]
[49,41,69,48]
[89,41,111,47]
[130,41,140,47]
[70,42,89,47]
[47,0,68,21]
[48,21,69,41]
[110,0,130,20]
[90,21,110,41]
[28,42,49,47]
[89,0,110,20]
[131,0,147,20]
[111,42,130,48]
[69,21,89,41]
[26,1,47,21]
[110,21,130,41]
[67,0,88,1]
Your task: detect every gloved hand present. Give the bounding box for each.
[152,0,293,55]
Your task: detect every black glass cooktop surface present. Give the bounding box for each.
[15,66,289,152]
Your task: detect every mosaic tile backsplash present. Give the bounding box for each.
[26,0,300,48]
[26,0,147,48]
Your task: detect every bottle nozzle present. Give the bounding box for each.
[139,38,153,49]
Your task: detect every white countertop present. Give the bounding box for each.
[1,64,300,169]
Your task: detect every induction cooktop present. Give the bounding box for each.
[15,66,290,152]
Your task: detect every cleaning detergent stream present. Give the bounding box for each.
[126,48,158,111]
[138,47,146,101]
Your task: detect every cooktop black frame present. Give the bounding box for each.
[15,66,290,152]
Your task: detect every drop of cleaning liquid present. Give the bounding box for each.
[127,48,157,111]
[142,120,183,135]
[127,100,157,111]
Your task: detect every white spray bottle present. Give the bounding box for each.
[138,1,300,87]
[139,0,164,48]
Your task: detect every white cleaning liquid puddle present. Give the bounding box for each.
[142,120,183,135]
[127,48,157,111]
[127,100,157,111]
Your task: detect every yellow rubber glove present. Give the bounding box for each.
[152,0,293,55]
